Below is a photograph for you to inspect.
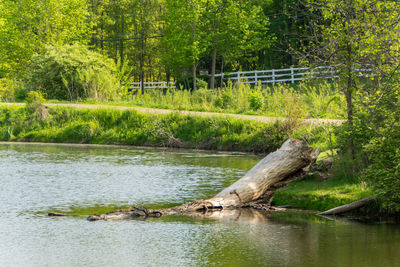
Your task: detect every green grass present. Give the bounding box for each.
[273,175,373,211]
[0,105,330,153]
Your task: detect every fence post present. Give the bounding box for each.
[272,69,275,84]
[237,72,241,85]
[255,72,258,84]
[291,68,294,83]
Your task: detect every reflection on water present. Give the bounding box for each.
[0,142,399,267]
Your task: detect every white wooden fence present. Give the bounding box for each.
[214,66,374,85]
[127,66,373,89]
[127,81,175,90]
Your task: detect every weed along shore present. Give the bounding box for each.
[0,103,373,216]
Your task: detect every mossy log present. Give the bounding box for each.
[51,139,317,221]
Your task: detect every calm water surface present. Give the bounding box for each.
[0,143,399,267]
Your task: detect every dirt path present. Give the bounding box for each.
[0,102,344,125]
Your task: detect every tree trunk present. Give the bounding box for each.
[193,62,197,90]
[345,37,355,158]
[120,13,124,67]
[210,45,217,90]
[318,196,376,216]
[220,57,224,88]
[82,139,317,221]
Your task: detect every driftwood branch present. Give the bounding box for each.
[317,196,376,216]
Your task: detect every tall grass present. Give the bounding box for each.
[112,81,346,119]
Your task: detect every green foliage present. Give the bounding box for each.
[25,44,120,101]
[354,78,400,211]
[363,135,400,212]
[25,91,51,121]
[330,74,400,211]
[214,92,233,110]
[248,91,263,111]
[0,78,26,102]
[195,79,208,90]
[0,0,90,77]
[26,91,45,107]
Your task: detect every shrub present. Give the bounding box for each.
[214,92,233,109]
[362,133,400,212]
[25,91,50,120]
[0,78,26,102]
[248,91,263,111]
[195,78,208,89]
[25,44,120,101]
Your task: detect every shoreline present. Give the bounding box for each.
[0,104,376,216]
[0,140,255,155]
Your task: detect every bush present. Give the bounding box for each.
[214,92,233,109]
[195,78,208,89]
[25,44,120,101]
[0,78,26,102]
[362,133,400,211]
[25,91,50,120]
[248,91,263,111]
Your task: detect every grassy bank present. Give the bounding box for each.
[0,104,373,212]
[0,104,329,153]
[273,175,373,211]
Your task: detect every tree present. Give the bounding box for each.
[91,0,164,86]
[25,44,120,101]
[304,0,400,209]
[260,0,313,68]
[0,0,91,77]
[162,0,207,89]
[303,0,400,154]
[204,0,271,89]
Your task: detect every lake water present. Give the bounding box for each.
[0,143,399,267]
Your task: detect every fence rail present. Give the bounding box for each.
[127,81,175,90]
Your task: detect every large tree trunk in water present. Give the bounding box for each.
[161,139,315,214]
[60,139,316,221]
[198,139,314,208]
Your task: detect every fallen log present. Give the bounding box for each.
[57,138,316,221]
[317,196,376,216]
